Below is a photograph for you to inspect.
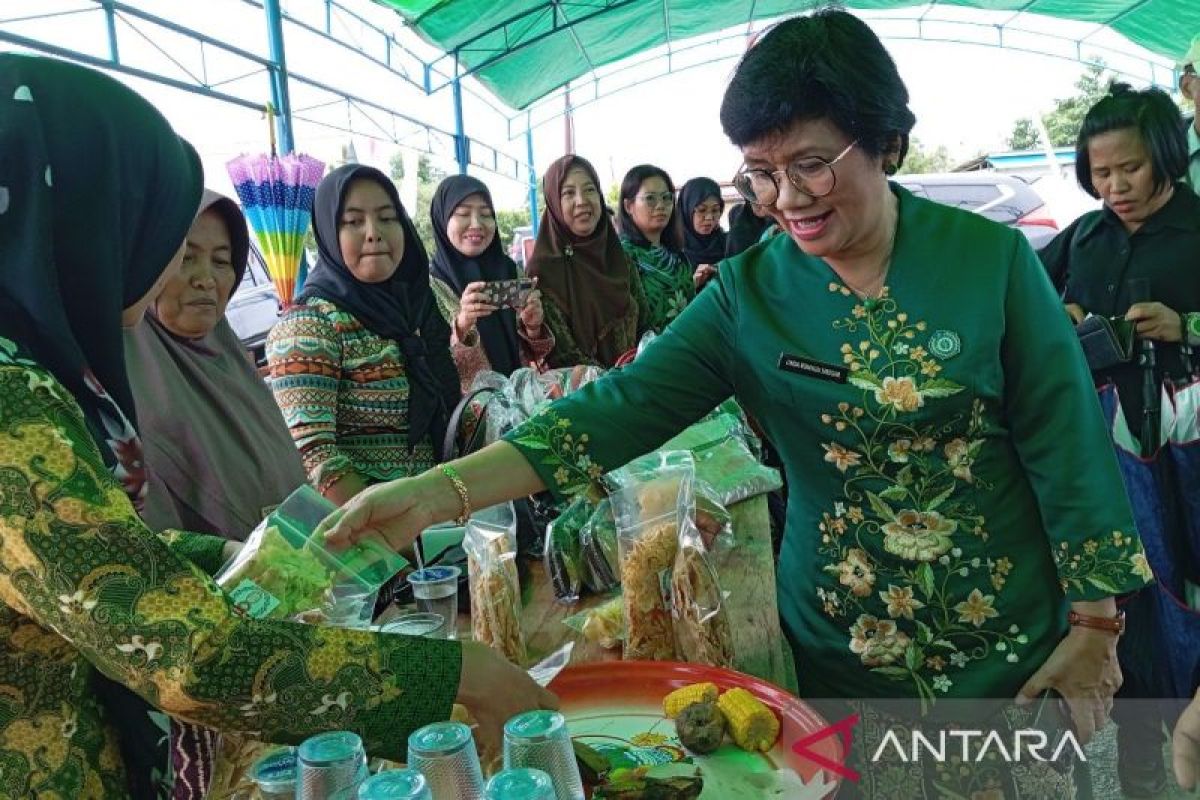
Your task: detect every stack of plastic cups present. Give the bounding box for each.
[296,731,369,800]
[484,767,556,799]
[502,711,585,800]
[407,721,486,799]
[352,768,433,799]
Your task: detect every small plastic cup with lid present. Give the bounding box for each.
[503,711,584,800]
[406,566,461,639]
[377,611,445,637]
[355,768,433,799]
[485,767,556,799]
[296,730,369,800]
[248,746,297,800]
[407,720,485,799]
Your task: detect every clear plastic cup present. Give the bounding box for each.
[248,747,297,800]
[485,767,556,799]
[407,721,485,799]
[503,711,584,800]
[357,768,434,799]
[406,566,461,639]
[296,730,368,800]
[377,611,445,637]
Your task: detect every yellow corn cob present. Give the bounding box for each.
[717,688,780,752]
[663,682,719,719]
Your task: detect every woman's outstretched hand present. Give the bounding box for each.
[318,472,451,552]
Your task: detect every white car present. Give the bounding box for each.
[894,172,1062,250]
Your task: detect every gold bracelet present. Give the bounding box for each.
[439,464,471,525]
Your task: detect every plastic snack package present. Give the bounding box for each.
[579,498,619,593]
[671,508,735,669]
[215,485,406,626]
[605,451,695,661]
[465,502,527,666]
[563,594,624,650]
[662,412,781,507]
[544,495,591,603]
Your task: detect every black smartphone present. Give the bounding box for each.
[481,277,535,310]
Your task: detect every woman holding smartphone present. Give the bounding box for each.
[429,175,554,392]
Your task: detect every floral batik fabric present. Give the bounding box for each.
[505,186,1150,711]
[0,339,460,798]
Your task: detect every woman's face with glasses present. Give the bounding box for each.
[737,117,893,263]
[624,176,674,240]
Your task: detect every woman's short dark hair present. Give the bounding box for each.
[616,164,683,251]
[1074,83,1187,199]
[720,9,916,166]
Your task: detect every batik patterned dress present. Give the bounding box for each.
[621,240,694,333]
[0,339,459,798]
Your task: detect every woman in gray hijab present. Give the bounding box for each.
[125,190,307,541]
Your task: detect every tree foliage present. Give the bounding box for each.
[898,137,953,175]
[387,150,531,258]
[1008,62,1110,150]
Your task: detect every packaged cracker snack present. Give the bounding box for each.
[465,502,527,665]
[606,452,695,661]
[670,509,735,669]
[216,486,406,626]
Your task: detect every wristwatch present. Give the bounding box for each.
[1184,312,1200,346]
[1067,609,1125,635]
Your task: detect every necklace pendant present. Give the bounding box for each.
[863,297,878,311]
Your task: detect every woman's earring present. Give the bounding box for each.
[884,163,898,176]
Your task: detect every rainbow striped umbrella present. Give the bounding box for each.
[226,152,325,306]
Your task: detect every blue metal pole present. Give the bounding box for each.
[263,0,295,154]
[526,113,539,237]
[452,54,469,174]
[101,0,119,62]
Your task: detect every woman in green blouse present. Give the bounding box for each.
[322,11,1149,796]
[615,164,696,332]
[0,54,552,798]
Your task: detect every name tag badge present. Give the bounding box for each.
[778,353,848,384]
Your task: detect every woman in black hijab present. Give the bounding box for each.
[678,177,727,289]
[428,174,554,392]
[268,165,463,505]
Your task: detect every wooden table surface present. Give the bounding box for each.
[521,494,798,694]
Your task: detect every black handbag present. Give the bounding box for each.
[1076,314,1135,372]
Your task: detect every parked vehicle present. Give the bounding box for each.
[894,172,1060,250]
[226,243,282,365]
[509,225,535,269]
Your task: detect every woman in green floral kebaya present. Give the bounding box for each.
[323,11,1150,797]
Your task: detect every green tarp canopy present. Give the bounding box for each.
[377,1,1199,109]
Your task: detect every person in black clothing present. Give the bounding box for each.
[722,200,776,258]
[1039,82,1200,800]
